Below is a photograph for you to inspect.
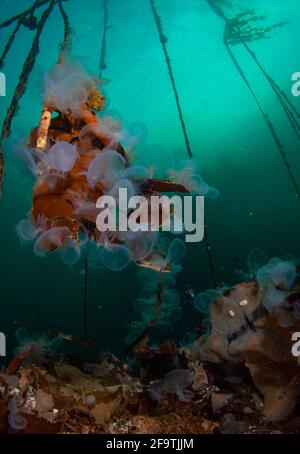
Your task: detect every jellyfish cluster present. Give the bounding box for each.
[43,62,102,116]
[126,238,187,346]
[15,64,218,274]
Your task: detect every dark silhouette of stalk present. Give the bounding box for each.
[0,0,53,30]
[0,20,23,70]
[149,0,219,287]
[223,37,300,199]
[84,258,88,341]
[149,0,193,158]
[0,0,43,70]
[206,0,300,199]
[205,0,300,134]
[58,0,72,63]
[0,0,57,197]
[99,0,110,78]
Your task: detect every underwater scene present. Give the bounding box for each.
[0,0,300,439]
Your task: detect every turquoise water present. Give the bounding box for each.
[0,0,300,359]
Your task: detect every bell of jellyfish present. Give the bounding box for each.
[120,165,149,181]
[87,245,105,269]
[205,186,220,200]
[101,109,123,133]
[247,249,268,275]
[42,141,77,173]
[125,231,156,260]
[102,244,133,271]
[123,122,149,148]
[263,289,286,312]
[270,261,296,290]
[166,238,187,265]
[165,305,182,322]
[33,227,70,257]
[185,174,208,195]
[194,292,214,314]
[162,289,180,307]
[16,218,37,242]
[59,238,81,266]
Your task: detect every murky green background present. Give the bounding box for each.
[0,0,299,359]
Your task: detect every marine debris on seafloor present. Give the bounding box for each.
[2,256,300,434]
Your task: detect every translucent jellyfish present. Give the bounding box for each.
[109,178,136,201]
[74,199,100,220]
[42,141,77,172]
[100,109,123,133]
[33,227,70,257]
[205,186,220,200]
[7,398,27,431]
[12,145,37,177]
[263,289,286,312]
[133,297,155,312]
[79,122,118,153]
[194,292,214,314]
[83,395,96,407]
[119,165,150,181]
[166,238,187,265]
[141,303,157,323]
[184,174,209,195]
[163,305,182,322]
[87,244,105,269]
[162,289,180,307]
[270,261,296,290]
[87,149,125,189]
[121,122,149,148]
[44,64,97,115]
[102,244,133,271]
[34,173,67,195]
[125,231,156,260]
[16,218,37,242]
[247,248,268,274]
[257,260,296,290]
[59,238,81,266]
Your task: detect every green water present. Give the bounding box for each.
[0,0,299,358]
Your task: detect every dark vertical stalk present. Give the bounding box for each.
[149,0,218,287]
[149,0,193,158]
[0,0,57,197]
[99,0,109,78]
[84,258,88,341]
[0,0,53,30]
[223,35,300,199]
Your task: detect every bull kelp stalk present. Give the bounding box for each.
[0,17,23,70]
[99,0,110,78]
[149,0,219,288]
[0,0,52,30]
[0,0,43,70]
[0,0,57,198]
[149,0,193,158]
[84,258,89,342]
[58,0,72,64]
[205,0,300,199]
